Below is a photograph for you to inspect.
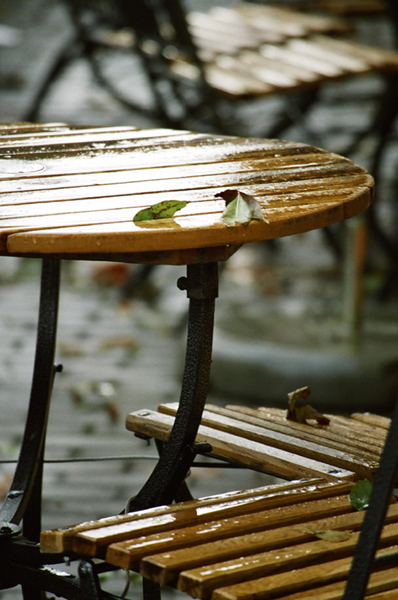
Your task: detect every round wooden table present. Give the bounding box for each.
[0,122,373,599]
[0,123,372,261]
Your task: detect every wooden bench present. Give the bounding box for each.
[182,4,398,101]
[41,477,398,599]
[40,405,398,599]
[253,0,388,18]
[127,402,388,484]
[28,2,398,130]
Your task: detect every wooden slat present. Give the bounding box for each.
[274,566,398,599]
[290,0,386,16]
[157,403,380,480]
[351,412,391,430]
[0,151,345,192]
[212,546,398,600]
[185,3,398,99]
[74,480,353,557]
[140,504,398,587]
[231,5,352,35]
[126,409,355,480]
[207,404,384,457]
[179,522,398,599]
[41,479,349,554]
[253,405,387,447]
[0,154,364,207]
[107,493,356,570]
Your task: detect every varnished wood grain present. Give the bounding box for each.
[0,124,373,261]
[212,545,398,600]
[126,409,355,481]
[179,521,398,598]
[157,403,380,480]
[186,4,398,97]
[40,479,348,554]
[142,505,398,587]
[110,494,357,572]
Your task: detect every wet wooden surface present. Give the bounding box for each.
[0,123,373,261]
[41,478,350,554]
[41,478,398,599]
[127,403,387,482]
[186,3,398,97]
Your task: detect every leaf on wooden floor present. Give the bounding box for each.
[286,386,330,426]
[307,528,351,542]
[0,472,13,501]
[133,200,187,222]
[100,336,139,353]
[349,478,373,511]
[217,189,268,227]
[58,341,85,357]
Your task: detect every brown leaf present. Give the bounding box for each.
[286,386,330,426]
[100,336,138,352]
[0,472,13,500]
[215,188,241,204]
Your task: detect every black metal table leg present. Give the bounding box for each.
[129,261,218,511]
[0,258,61,532]
[343,399,398,599]
[0,259,218,600]
[0,259,61,599]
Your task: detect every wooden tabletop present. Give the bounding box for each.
[0,123,373,264]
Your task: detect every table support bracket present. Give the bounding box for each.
[129,262,218,511]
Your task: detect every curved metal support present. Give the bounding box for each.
[0,259,61,532]
[343,398,398,599]
[6,557,104,600]
[130,262,218,510]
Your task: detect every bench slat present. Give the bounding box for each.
[236,405,386,450]
[158,403,379,479]
[72,481,352,556]
[140,504,398,586]
[232,5,352,35]
[178,522,398,598]
[212,547,398,600]
[126,409,355,481]
[203,404,384,457]
[107,493,355,570]
[351,412,391,430]
[275,566,398,600]
[40,478,331,553]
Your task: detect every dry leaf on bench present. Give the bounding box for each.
[308,529,351,543]
[286,386,330,426]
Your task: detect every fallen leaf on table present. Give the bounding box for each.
[216,189,268,227]
[349,479,373,511]
[133,200,187,222]
[286,386,330,426]
[307,529,351,543]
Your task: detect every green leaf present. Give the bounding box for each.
[217,189,268,227]
[133,200,187,222]
[349,479,373,511]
